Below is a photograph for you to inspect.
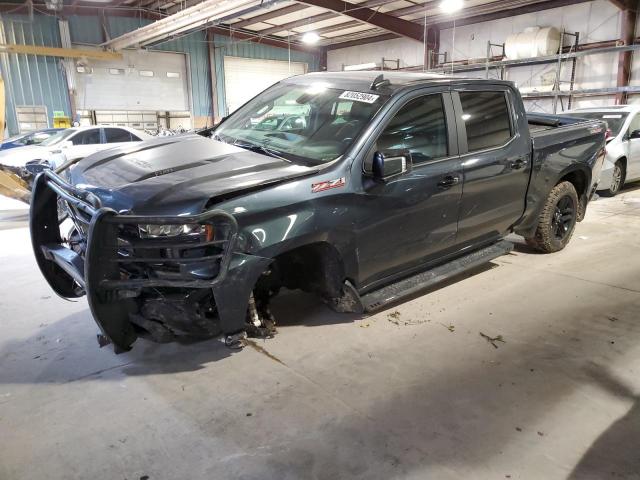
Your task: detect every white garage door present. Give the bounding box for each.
[75,49,189,111]
[223,56,307,114]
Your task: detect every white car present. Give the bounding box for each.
[0,126,151,172]
[563,105,640,196]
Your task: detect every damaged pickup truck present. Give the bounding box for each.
[30,72,606,353]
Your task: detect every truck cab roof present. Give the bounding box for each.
[284,70,515,94]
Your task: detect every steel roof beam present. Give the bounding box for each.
[232,4,309,28]
[260,0,409,36]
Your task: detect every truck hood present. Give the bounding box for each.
[70,134,318,215]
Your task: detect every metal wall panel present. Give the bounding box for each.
[213,34,320,116]
[67,15,102,45]
[0,14,71,135]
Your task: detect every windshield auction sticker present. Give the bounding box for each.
[339,91,380,103]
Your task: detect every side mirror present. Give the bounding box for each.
[629,129,640,140]
[371,150,411,182]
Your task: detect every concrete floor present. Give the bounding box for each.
[1,188,640,480]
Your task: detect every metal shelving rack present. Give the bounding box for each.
[427,40,640,112]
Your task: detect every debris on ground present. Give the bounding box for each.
[359,323,371,328]
[387,310,402,325]
[387,310,429,326]
[480,331,505,349]
[515,427,522,432]
[607,316,619,322]
[440,323,455,332]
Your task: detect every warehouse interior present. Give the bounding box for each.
[1,1,640,479]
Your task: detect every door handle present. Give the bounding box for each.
[510,158,528,170]
[437,175,460,188]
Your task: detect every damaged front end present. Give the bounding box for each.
[30,170,273,353]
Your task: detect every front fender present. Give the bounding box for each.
[212,253,272,334]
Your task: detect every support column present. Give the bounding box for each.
[616,6,637,104]
[319,46,327,72]
[207,28,220,124]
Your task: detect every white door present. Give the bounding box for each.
[626,114,640,181]
[64,128,103,161]
[75,50,189,112]
[223,56,307,114]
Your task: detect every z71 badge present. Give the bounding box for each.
[311,177,346,193]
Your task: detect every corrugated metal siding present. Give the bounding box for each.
[67,15,102,45]
[0,14,71,135]
[213,34,320,115]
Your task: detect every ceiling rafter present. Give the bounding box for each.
[232,4,310,28]
[608,0,638,10]
[321,0,593,48]
[260,0,418,37]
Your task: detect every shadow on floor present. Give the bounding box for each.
[0,262,496,383]
[568,363,640,480]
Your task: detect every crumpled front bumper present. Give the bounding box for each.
[30,170,269,353]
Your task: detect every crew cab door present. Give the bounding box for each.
[353,90,463,289]
[451,87,531,245]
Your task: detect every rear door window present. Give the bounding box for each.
[459,91,512,152]
[104,128,134,143]
[71,129,101,145]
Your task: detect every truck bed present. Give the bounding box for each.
[513,112,607,238]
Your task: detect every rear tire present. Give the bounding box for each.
[525,181,579,253]
[601,160,625,197]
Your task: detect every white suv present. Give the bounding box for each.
[563,105,640,196]
[0,126,150,173]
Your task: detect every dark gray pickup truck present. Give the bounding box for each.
[30,72,605,353]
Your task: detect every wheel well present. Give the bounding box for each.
[616,157,627,172]
[269,242,345,299]
[559,169,588,199]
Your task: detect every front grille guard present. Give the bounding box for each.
[33,169,239,293]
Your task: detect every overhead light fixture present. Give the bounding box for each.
[301,32,321,45]
[440,0,463,13]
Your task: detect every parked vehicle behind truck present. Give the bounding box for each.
[562,105,640,196]
[30,72,606,353]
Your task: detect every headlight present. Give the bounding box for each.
[138,224,202,238]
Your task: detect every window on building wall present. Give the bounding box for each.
[16,106,48,133]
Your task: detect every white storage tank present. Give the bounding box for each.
[504,27,561,60]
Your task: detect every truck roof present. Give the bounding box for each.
[284,70,514,94]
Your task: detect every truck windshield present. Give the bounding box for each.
[571,112,629,135]
[214,82,386,165]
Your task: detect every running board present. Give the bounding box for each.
[361,240,513,312]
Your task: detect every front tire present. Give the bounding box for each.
[525,181,579,253]
[601,160,625,197]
